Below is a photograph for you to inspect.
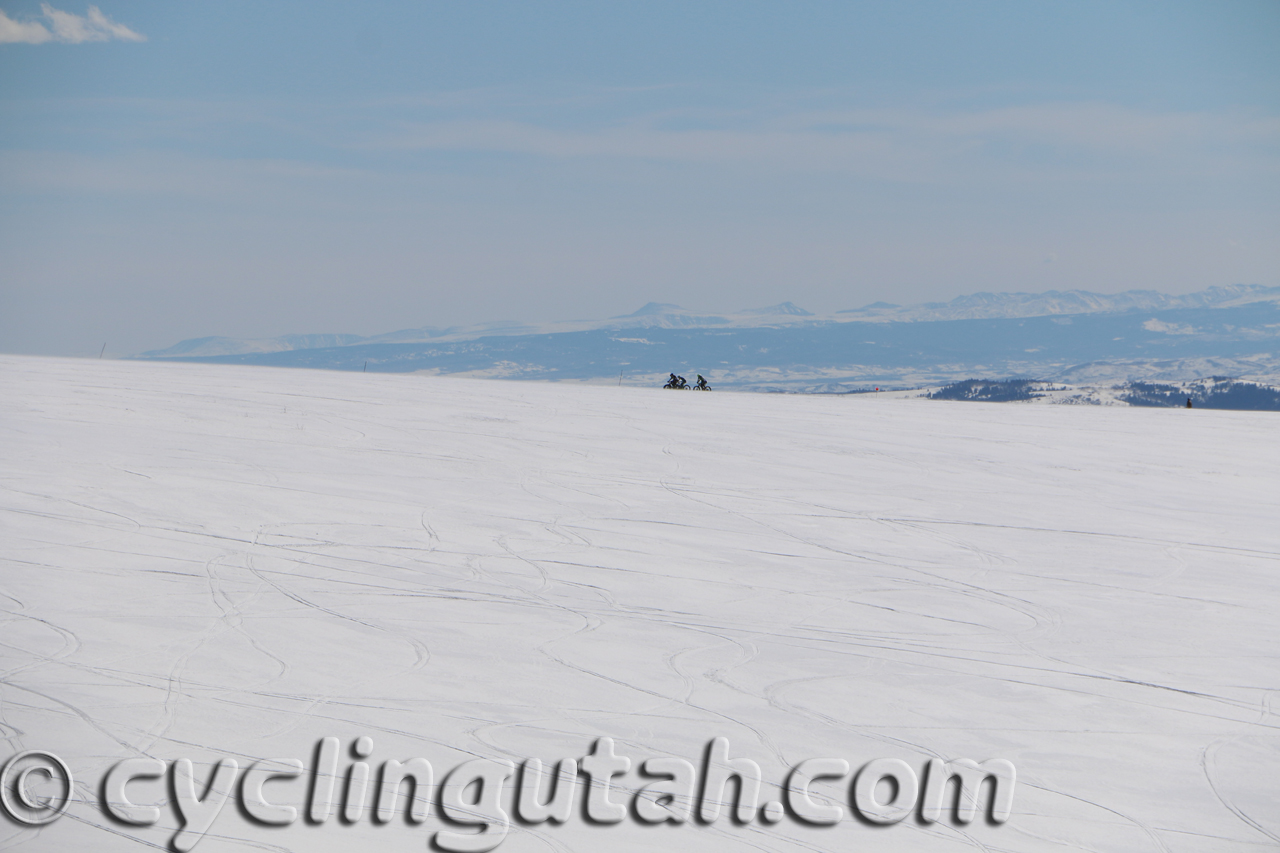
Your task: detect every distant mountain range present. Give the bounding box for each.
[137,301,823,358]
[834,284,1280,322]
[134,285,1280,390]
[139,286,1280,360]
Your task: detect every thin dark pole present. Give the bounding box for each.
[98,343,106,358]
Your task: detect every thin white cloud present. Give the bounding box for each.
[0,4,145,44]
[368,103,1280,183]
[0,8,51,42]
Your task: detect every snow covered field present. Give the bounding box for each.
[2,354,1277,852]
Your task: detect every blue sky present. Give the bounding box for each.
[1,1,1277,356]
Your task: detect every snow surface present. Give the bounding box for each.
[2,355,1278,852]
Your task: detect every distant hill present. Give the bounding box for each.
[924,377,1280,411]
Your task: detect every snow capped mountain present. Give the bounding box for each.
[614,301,684,316]
[739,301,814,316]
[605,303,733,328]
